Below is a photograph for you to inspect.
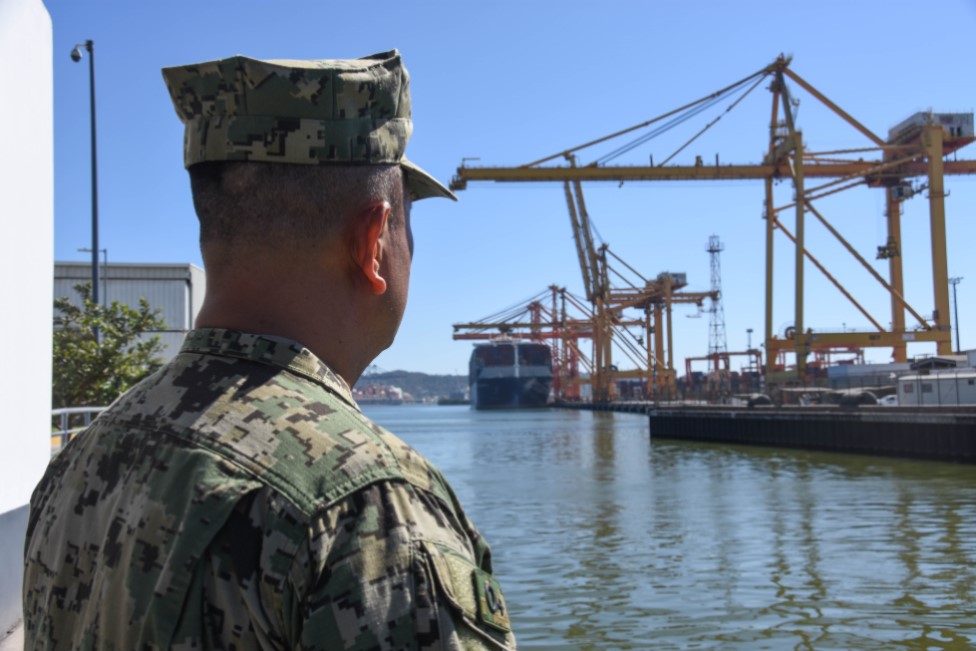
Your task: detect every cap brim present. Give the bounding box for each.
[401,158,458,202]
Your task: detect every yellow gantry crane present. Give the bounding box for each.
[450,55,976,382]
[606,269,716,396]
[548,155,718,401]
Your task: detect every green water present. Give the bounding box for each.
[363,404,976,650]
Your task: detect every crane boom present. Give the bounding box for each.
[451,159,976,190]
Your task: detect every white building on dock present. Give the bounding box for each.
[54,261,205,362]
[898,351,976,407]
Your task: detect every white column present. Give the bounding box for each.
[0,0,53,636]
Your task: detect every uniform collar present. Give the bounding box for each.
[180,328,358,409]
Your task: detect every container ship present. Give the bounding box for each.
[469,340,553,409]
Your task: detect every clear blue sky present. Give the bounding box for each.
[49,0,976,375]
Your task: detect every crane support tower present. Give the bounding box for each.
[450,56,976,385]
[706,235,727,369]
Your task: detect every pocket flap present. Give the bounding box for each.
[421,541,513,634]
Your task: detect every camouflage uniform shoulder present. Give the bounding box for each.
[106,329,456,516]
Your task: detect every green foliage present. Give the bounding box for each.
[53,283,167,409]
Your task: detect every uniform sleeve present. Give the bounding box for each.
[295,481,517,651]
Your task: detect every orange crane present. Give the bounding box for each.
[452,261,713,402]
[450,55,976,382]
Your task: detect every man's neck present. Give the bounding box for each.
[195,276,379,386]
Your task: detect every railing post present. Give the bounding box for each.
[51,406,107,454]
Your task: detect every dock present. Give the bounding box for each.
[555,402,976,463]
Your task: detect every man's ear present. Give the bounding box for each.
[351,200,392,295]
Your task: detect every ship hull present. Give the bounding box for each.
[472,376,552,410]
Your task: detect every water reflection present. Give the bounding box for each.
[365,405,976,650]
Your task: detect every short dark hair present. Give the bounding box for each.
[189,162,405,250]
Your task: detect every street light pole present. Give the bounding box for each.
[949,277,963,352]
[78,248,107,307]
[72,39,99,311]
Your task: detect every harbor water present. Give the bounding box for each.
[363,404,976,650]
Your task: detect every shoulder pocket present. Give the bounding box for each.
[419,541,516,649]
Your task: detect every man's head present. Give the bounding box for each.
[164,51,449,382]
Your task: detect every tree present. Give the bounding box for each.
[53,283,167,409]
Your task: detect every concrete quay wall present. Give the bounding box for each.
[555,402,976,463]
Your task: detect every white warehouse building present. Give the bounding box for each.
[54,261,206,361]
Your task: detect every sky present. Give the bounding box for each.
[47,0,976,376]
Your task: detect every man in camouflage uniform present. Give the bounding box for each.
[24,51,516,650]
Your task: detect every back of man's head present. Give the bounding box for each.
[189,161,405,255]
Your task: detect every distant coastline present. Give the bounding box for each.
[355,370,467,404]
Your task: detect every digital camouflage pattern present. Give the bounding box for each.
[162,51,456,201]
[24,329,515,650]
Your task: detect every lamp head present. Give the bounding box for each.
[70,46,84,62]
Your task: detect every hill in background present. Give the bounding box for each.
[355,370,467,401]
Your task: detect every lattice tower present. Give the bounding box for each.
[707,235,727,365]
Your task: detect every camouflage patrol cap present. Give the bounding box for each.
[162,50,456,201]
